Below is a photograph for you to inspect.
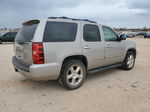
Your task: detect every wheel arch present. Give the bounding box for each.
[127,48,136,58]
[61,55,88,69]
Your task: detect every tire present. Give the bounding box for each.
[122,51,135,70]
[59,59,87,90]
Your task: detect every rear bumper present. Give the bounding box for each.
[12,56,60,80]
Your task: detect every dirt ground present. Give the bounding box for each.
[0,38,150,112]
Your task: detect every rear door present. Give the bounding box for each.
[15,20,39,66]
[102,26,123,65]
[82,23,105,70]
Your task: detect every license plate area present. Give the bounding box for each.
[16,45,24,60]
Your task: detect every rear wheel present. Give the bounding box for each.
[122,51,135,70]
[59,59,86,90]
[0,40,2,44]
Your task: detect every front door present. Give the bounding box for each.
[102,26,123,65]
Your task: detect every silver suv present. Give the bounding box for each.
[12,17,136,90]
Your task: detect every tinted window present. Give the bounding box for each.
[15,24,38,42]
[4,33,9,37]
[8,32,17,38]
[83,24,101,42]
[102,26,118,41]
[5,32,14,37]
[43,22,77,42]
[13,32,17,37]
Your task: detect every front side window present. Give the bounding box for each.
[83,24,101,42]
[43,22,77,42]
[102,26,118,41]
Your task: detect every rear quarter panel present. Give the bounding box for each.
[42,21,82,73]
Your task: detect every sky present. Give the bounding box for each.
[0,0,150,28]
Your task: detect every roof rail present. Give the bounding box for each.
[48,16,97,23]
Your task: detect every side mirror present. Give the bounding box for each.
[119,34,126,41]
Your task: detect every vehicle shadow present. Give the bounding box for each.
[17,68,123,91]
[86,68,123,81]
[18,78,65,92]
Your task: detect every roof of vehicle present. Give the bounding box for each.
[22,17,108,29]
[48,16,97,24]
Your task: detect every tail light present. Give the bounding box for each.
[32,42,45,64]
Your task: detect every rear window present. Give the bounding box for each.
[43,22,77,42]
[15,24,38,42]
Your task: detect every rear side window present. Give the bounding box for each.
[83,24,101,42]
[43,22,77,42]
[15,24,38,42]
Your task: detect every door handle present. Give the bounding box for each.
[106,45,111,48]
[83,45,91,49]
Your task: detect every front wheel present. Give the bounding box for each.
[59,59,87,90]
[122,51,135,70]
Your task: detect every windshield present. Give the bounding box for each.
[15,24,38,42]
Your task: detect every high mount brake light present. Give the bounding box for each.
[22,20,40,26]
[32,43,45,64]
